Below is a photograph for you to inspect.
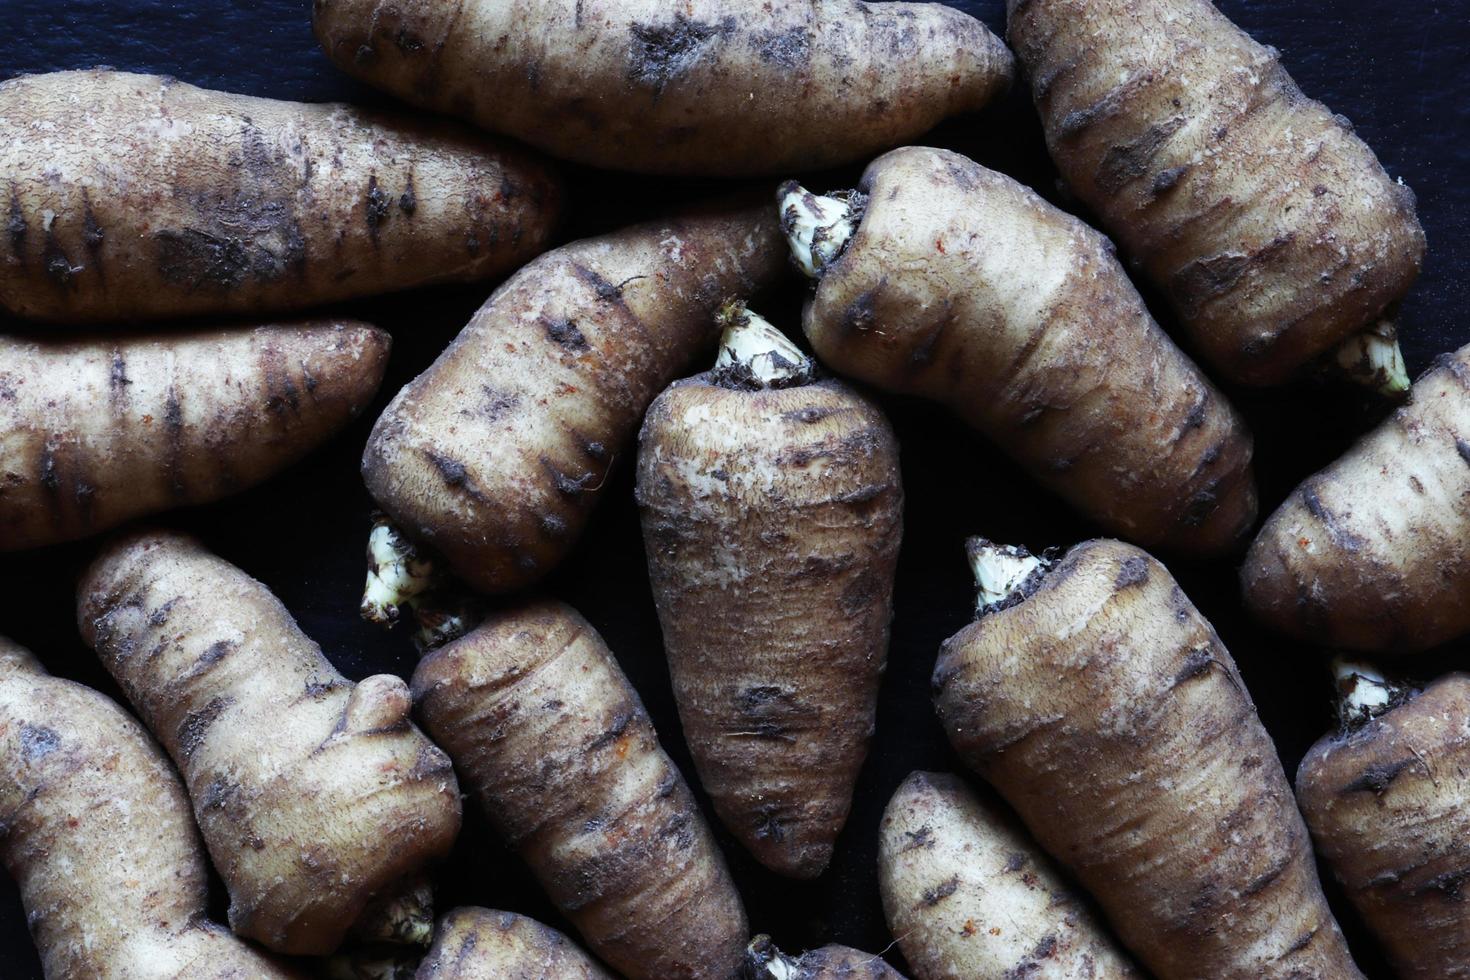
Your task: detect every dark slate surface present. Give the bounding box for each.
[1,1,1467,976]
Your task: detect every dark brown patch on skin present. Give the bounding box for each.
[1301,483,1366,553]
[18,724,60,762]
[304,678,340,698]
[38,440,60,497]
[164,386,185,497]
[542,316,589,351]
[1283,927,1319,956]
[756,26,810,70]
[841,286,882,335]
[425,451,482,501]
[177,696,233,759]
[82,192,105,272]
[476,386,519,420]
[539,514,567,539]
[365,175,390,241]
[43,225,78,287]
[1343,757,1415,795]
[588,708,635,750]
[1172,235,1295,313]
[154,195,306,291]
[1095,117,1186,194]
[752,803,788,843]
[1150,165,1190,196]
[399,178,417,216]
[628,14,728,96]
[541,458,597,498]
[1419,867,1470,899]
[183,639,239,681]
[1456,438,1470,467]
[1004,851,1027,873]
[110,351,130,392]
[1115,556,1149,588]
[783,405,838,425]
[1241,850,1292,896]
[922,875,960,906]
[901,825,934,852]
[199,775,240,811]
[1172,648,1215,687]
[6,188,24,257]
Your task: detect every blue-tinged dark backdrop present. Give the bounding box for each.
[1,1,1467,976]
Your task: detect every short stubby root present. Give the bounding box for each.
[362,516,441,625]
[1332,320,1411,397]
[778,182,864,278]
[967,538,1054,616]
[712,301,815,389]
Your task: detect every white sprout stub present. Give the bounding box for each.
[361,521,437,625]
[1334,320,1410,396]
[715,305,815,387]
[1333,657,1398,723]
[967,539,1051,614]
[779,183,858,278]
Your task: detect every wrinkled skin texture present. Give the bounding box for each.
[415,907,611,979]
[636,373,902,878]
[0,638,300,980]
[364,203,785,594]
[412,602,747,980]
[1007,0,1425,385]
[0,70,560,323]
[0,320,388,551]
[76,530,463,956]
[1298,674,1470,979]
[1243,344,1470,653]
[878,772,1138,980]
[801,147,1255,556]
[313,0,1012,177]
[933,540,1362,979]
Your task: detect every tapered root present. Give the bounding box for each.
[1332,321,1410,397]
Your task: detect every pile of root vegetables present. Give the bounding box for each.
[0,0,1462,977]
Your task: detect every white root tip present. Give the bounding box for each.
[966,538,1052,615]
[362,518,438,626]
[714,302,815,387]
[778,181,860,278]
[746,936,800,980]
[1333,656,1407,726]
[1334,320,1410,397]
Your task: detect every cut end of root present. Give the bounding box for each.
[1333,320,1411,398]
[966,538,1053,617]
[746,935,800,980]
[322,950,420,980]
[362,517,439,625]
[713,301,815,389]
[410,592,485,654]
[352,876,435,947]
[777,181,862,279]
[1333,656,1413,728]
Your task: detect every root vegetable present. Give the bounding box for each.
[313,0,1013,178]
[636,303,902,878]
[1297,662,1470,979]
[781,146,1256,557]
[746,934,904,979]
[878,771,1139,980]
[933,538,1362,979]
[0,320,389,551]
[362,202,785,595]
[1243,343,1470,652]
[415,908,611,979]
[76,529,463,956]
[1007,0,1426,387]
[0,70,560,323]
[0,637,299,979]
[412,600,747,980]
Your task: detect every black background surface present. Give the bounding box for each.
[1,1,1468,976]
